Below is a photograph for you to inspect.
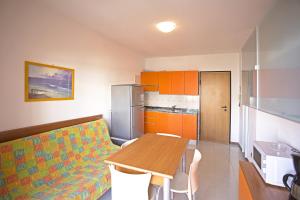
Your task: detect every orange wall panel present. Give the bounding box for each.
[239,167,253,200]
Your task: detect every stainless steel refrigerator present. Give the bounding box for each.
[111,84,144,145]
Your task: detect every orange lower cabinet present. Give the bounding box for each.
[144,111,158,134]
[145,122,156,134]
[182,114,197,140]
[167,113,183,137]
[156,112,182,137]
[157,112,169,133]
[239,167,253,200]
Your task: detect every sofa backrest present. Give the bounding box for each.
[0,119,116,193]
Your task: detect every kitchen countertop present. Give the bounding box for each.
[145,106,198,114]
[239,161,289,200]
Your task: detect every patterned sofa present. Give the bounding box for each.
[0,119,120,200]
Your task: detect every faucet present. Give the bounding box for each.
[171,105,176,111]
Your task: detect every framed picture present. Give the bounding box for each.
[25,61,74,102]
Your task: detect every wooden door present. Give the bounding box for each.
[141,72,159,91]
[182,114,197,140]
[158,72,172,94]
[200,72,230,143]
[184,71,199,95]
[171,71,185,94]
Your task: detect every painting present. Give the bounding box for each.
[25,61,74,102]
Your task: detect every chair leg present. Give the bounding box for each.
[155,186,161,200]
[181,151,186,173]
[187,192,193,200]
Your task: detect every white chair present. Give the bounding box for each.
[170,149,202,200]
[155,149,202,200]
[121,138,138,148]
[156,133,181,138]
[109,165,152,200]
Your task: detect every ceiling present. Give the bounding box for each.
[40,0,275,57]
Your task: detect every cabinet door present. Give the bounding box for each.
[145,123,157,134]
[145,111,158,134]
[158,72,172,94]
[171,71,185,94]
[157,112,169,133]
[168,113,183,137]
[157,112,183,137]
[182,114,197,139]
[141,72,159,91]
[184,71,199,95]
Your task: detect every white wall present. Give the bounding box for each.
[0,0,144,131]
[145,53,240,142]
[243,106,300,160]
[240,0,300,158]
[145,92,199,109]
[256,109,300,150]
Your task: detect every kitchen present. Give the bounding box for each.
[141,71,200,141]
[110,70,231,145]
[141,70,231,144]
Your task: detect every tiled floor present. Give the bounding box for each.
[100,141,244,200]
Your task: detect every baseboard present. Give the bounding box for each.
[230,142,242,151]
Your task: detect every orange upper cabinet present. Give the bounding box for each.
[141,72,159,91]
[171,71,185,94]
[159,72,172,94]
[182,114,197,140]
[184,71,199,95]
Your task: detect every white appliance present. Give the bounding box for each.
[252,141,295,187]
[111,84,144,145]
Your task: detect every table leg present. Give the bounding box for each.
[163,177,170,200]
[182,151,186,173]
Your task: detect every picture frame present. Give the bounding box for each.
[25,61,74,102]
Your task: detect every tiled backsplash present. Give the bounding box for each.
[144,92,200,109]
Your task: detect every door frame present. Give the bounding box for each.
[199,71,232,143]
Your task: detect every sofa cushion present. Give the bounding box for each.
[0,119,120,200]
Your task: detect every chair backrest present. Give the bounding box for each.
[109,165,151,200]
[156,133,181,138]
[188,149,202,198]
[121,138,138,148]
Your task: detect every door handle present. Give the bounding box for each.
[221,106,227,109]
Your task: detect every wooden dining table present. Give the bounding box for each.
[105,134,189,200]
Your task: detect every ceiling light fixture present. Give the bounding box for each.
[156,21,176,33]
